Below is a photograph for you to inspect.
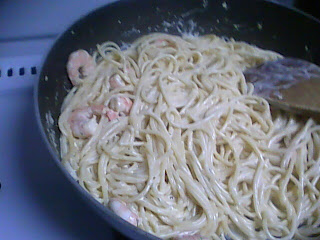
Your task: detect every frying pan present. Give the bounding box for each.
[34,0,320,239]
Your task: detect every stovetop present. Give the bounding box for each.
[0,1,317,240]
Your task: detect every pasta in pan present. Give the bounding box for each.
[59,33,320,240]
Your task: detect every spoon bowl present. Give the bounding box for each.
[244,58,320,117]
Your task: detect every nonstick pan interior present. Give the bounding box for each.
[35,0,320,239]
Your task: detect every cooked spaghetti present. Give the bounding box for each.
[58,33,320,240]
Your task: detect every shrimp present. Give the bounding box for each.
[106,109,119,121]
[108,74,133,115]
[108,198,138,226]
[68,105,118,138]
[124,63,136,77]
[109,74,125,90]
[154,38,169,47]
[173,233,209,240]
[109,96,133,115]
[67,49,96,86]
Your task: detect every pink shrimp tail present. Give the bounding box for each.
[66,49,95,86]
[106,110,119,121]
[120,97,133,114]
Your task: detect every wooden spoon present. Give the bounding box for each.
[244,58,320,118]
